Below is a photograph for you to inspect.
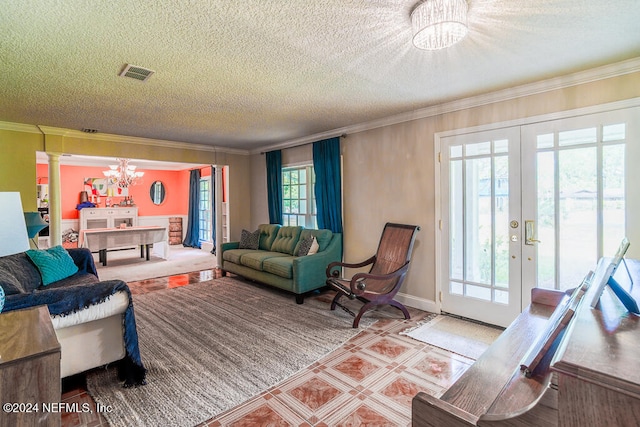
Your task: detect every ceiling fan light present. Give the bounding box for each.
[412,0,468,50]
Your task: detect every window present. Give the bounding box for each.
[199,177,211,242]
[283,165,316,228]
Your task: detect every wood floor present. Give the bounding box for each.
[60,269,474,426]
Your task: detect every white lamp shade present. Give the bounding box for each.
[0,192,30,256]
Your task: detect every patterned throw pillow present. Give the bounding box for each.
[296,236,319,256]
[296,236,314,256]
[25,245,79,286]
[239,229,260,250]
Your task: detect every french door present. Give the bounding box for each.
[441,128,522,327]
[440,108,636,327]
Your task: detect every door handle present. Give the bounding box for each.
[525,220,541,245]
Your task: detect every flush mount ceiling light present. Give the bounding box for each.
[411,0,468,50]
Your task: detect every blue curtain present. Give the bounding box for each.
[183,169,201,248]
[210,165,216,254]
[313,137,343,233]
[266,150,283,224]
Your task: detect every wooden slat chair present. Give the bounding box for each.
[326,223,420,327]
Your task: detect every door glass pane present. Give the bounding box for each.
[603,144,625,255]
[466,141,491,156]
[558,128,596,147]
[495,289,509,305]
[466,284,491,301]
[494,156,509,289]
[537,151,556,289]
[558,147,597,289]
[450,281,463,295]
[537,133,554,149]
[450,145,462,158]
[465,157,492,284]
[494,139,508,153]
[603,123,625,142]
[450,160,463,280]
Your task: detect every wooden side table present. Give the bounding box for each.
[0,306,61,427]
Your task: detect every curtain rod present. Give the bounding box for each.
[259,134,346,155]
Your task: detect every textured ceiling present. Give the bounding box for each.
[2,1,640,151]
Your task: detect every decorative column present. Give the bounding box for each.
[215,165,224,269]
[47,153,62,247]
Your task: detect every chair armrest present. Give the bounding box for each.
[67,247,98,277]
[349,261,410,296]
[326,256,376,278]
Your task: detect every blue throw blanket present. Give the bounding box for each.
[4,279,147,387]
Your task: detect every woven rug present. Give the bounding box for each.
[400,315,503,360]
[86,277,374,427]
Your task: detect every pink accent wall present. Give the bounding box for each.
[37,164,191,219]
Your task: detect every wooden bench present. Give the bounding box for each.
[412,258,640,427]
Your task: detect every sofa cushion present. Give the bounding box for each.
[44,272,100,289]
[240,251,289,270]
[293,229,333,254]
[0,272,24,295]
[239,229,260,249]
[0,252,43,292]
[258,224,281,250]
[263,256,295,279]
[26,245,79,286]
[223,249,256,265]
[270,226,303,255]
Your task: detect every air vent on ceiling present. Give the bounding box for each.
[119,64,155,82]
[81,128,98,133]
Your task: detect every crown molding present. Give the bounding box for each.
[252,57,640,154]
[36,126,250,156]
[0,121,43,134]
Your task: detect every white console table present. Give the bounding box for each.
[78,207,138,246]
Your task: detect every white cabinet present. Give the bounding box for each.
[79,207,138,245]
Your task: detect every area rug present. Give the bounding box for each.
[400,315,503,360]
[96,245,214,282]
[86,277,374,427]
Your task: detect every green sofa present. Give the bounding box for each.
[221,224,342,303]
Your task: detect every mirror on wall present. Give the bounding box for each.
[150,180,166,205]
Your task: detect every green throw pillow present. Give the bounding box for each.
[26,245,79,286]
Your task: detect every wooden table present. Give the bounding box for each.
[80,226,167,266]
[0,306,61,427]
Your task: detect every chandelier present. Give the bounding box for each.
[103,158,144,188]
[411,0,468,50]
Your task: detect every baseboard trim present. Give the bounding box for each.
[395,292,439,314]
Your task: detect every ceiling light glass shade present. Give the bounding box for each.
[103,158,144,188]
[411,0,468,50]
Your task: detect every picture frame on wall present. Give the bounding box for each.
[84,177,129,197]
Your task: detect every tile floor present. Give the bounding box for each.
[60,269,475,427]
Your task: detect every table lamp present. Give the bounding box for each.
[0,192,30,313]
[24,211,49,247]
[0,192,30,257]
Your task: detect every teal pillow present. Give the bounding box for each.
[26,245,79,286]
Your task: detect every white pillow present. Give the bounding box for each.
[307,237,320,255]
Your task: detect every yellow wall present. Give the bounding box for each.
[0,129,253,239]
[0,129,44,211]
